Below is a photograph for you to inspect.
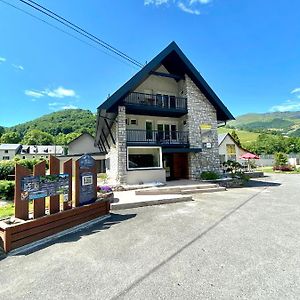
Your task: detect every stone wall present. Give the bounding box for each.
[185,75,220,178]
[116,106,127,184]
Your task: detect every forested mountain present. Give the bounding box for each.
[228,111,300,136]
[0,109,97,145]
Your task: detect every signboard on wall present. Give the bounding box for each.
[21,174,69,201]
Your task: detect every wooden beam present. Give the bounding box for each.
[33,161,46,219]
[102,129,110,150]
[99,136,107,153]
[150,71,182,81]
[49,156,60,214]
[104,118,116,145]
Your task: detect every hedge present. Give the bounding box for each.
[0,180,15,200]
[0,158,49,180]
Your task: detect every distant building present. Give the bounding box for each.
[0,144,64,161]
[68,133,100,155]
[20,145,64,159]
[218,133,251,164]
[57,133,105,173]
[0,144,22,160]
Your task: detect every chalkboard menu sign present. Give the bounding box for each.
[21,174,69,201]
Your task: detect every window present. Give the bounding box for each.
[127,147,162,170]
[226,144,236,161]
[130,119,138,125]
[106,158,110,170]
[2,156,9,160]
[4,150,8,154]
[22,156,26,159]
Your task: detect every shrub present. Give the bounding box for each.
[274,152,288,167]
[273,165,294,172]
[0,180,15,200]
[0,160,15,180]
[199,171,220,180]
[97,185,112,193]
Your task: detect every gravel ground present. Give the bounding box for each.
[0,173,299,300]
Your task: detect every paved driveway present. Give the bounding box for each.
[0,174,299,299]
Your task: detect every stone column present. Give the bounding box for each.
[116,106,127,184]
[185,75,220,178]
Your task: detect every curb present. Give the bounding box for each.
[111,196,193,210]
[7,214,111,256]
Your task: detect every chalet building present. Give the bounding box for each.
[218,133,250,164]
[95,42,234,185]
[0,144,22,161]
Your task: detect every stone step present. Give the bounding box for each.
[181,187,226,194]
[135,184,221,195]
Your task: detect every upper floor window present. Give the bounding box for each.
[4,150,8,153]
[130,119,138,125]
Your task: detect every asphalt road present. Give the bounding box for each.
[0,174,299,300]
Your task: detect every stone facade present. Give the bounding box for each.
[116,106,127,184]
[185,75,220,178]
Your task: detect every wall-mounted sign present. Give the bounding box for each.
[200,124,212,130]
[21,174,69,201]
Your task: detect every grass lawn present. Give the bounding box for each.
[0,202,15,219]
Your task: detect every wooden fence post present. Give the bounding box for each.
[49,155,60,214]
[74,159,80,207]
[63,159,73,210]
[14,164,30,220]
[33,161,46,219]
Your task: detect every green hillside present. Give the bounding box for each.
[0,109,97,145]
[228,111,300,136]
[218,127,260,147]
[7,109,96,138]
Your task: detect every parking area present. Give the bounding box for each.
[0,174,299,299]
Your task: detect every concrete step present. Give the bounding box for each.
[181,187,226,194]
[135,184,219,196]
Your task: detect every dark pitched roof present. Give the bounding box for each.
[97,41,234,121]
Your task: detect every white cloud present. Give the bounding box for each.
[270,100,300,112]
[24,86,77,99]
[12,64,24,71]
[178,2,200,14]
[144,0,169,5]
[190,0,211,4]
[48,102,64,106]
[144,0,211,14]
[291,87,300,94]
[45,87,76,98]
[0,57,6,63]
[25,90,44,98]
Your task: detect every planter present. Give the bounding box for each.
[97,192,114,202]
[0,200,110,253]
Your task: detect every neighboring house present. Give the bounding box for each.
[95,42,234,185]
[218,133,250,164]
[0,144,22,161]
[68,133,101,155]
[20,145,64,159]
[63,133,105,173]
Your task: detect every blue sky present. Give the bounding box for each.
[0,0,300,127]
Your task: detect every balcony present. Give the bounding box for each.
[126,129,189,147]
[123,92,187,117]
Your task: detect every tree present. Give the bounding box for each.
[274,152,288,167]
[0,126,5,138]
[0,131,21,143]
[231,130,241,147]
[54,132,81,145]
[22,129,54,145]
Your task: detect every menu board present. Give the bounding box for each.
[21,174,69,201]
